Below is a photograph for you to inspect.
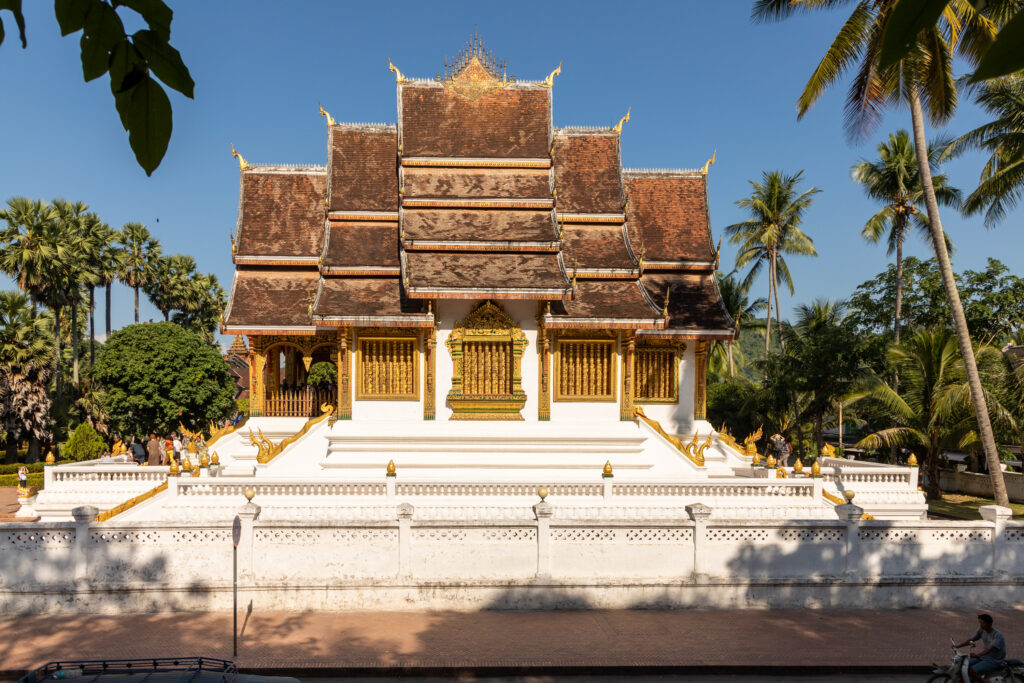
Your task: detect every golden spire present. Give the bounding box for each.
[603,460,613,477]
[230,144,251,171]
[211,451,220,466]
[318,102,336,127]
[386,459,396,476]
[541,62,562,88]
[612,107,631,134]
[811,458,820,477]
[793,457,804,474]
[700,150,717,175]
[388,57,408,84]
[907,453,918,467]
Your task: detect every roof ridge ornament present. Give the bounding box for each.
[700,150,717,175]
[230,144,251,171]
[318,102,336,127]
[437,31,514,100]
[541,62,562,88]
[388,57,408,84]
[612,107,631,134]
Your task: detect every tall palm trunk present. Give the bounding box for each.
[772,253,785,352]
[134,285,140,324]
[53,304,62,407]
[72,296,80,386]
[909,87,1008,508]
[764,256,773,356]
[105,282,112,337]
[728,342,735,377]
[89,286,95,367]
[893,226,904,345]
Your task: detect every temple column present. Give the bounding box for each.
[424,329,435,420]
[620,333,634,421]
[337,330,351,420]
[249,339,266,417]
[268,348,280,392]
[694,340,708,421]
[285,350,296,386]
[538,326,550,421]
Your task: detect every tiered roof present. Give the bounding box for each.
[222,39,733,339]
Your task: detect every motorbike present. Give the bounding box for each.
[929,638,1024,682]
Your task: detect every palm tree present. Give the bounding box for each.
[725,170,819,355]
[943,75,1024,227]
[852,328,1015,499]
[172,272,227,344]
[144,254,197,321]
[752,0,1011,507]
[0,198,60,313]
[83,220,119,366]
[117,222,160,324]
[852,130,961,344]
[52,199,100,388]
[100,229,127,341]
[715,271,767,377]
[0,291,52,464]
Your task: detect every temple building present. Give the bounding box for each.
[222,37,733,434]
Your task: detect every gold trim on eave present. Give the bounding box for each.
[231,144,251,171]
[318,102,336,127]
[612,107,631,134]
[700,150,716,175]
[541,62,562,88]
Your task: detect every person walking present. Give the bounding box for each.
[780,437,793,468]
[146,432,162,466]
[172,432,182,461]
[130,437,146,465]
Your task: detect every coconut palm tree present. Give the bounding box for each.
[715,271,767,377]
[752,0,1011,507]
[0,291,52,464]
[852,130,961,344]
[943,75,1024,227]
[725,170,819,355]
[117,222,160,324]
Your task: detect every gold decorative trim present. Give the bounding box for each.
[231,143,251,171]
[338,330,351,419]
[95,481,168,522]
[634,339,685,404]
[402,198,554,209]
[634,406,705,467]
[327,212,399,221]
[355,333,420,401]
[612,107,631,134]
[694,340,708,420]
[437,33,513,100]
[700,150,716,175]
[318,102,336,127]
[402,157,550,169]
[207,417,249,448]
[540,62,562,88]
[446,300,528,420]
[257,404,335,464]
[538,305,551,420]
[388,57,408,84]
[553,337,617,402]
[557,214,627,223]
[424,324,436,420]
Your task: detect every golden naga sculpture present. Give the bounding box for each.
[612,107,631,134]
[743,426,763,457]
[388,57,408,84]
[695,433,713,463]
[822,443,836,457]
[230,143,251,171]
[541,62,562,88]
[318,101,336,126]
[700,150,717,175]
[257,404,335,465]
[633,406,704,467]
[776,467,787,478]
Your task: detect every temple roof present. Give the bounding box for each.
[402,208,557,245]
[624,173,716,267]
[402,167,550,199]
[235,169,326,263]
[640,273,734,336]
[404,251,569,299]
[545,280,663,329]
[322,221,399,273]
[328,126,398,212]
[560,224,637,273]
[313,277,430,327]
[223,269,320,333]
[552,133,624,214]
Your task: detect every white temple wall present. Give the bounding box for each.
[634,343,696,435]
[352,399,422,421]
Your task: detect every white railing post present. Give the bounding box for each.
[835,503,863,580]
[397,503,414,578]
[980,505,1012,577]
[236,500,261,585]
[533,500,553,578]
[71,505,98,582]
[685,503,712,581]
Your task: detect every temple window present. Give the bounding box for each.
[462,340,513,395]
[554,339,616,401]
[356,336,419,400]
[634,341,684,404]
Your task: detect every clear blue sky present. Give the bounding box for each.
[1,1,1019,347]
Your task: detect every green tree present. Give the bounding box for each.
[0,291,52,464]
[943,75,1024,227]
[91,322,234,435]
[852,130,960,344]
[63,422,106,462]
[0,1,194,175]
[52,199,101,388]
[0,197,61,313]
[116,222,160,324]
[170,272,225,344]
[307,361,337,388]
[753,0,1011,507]
[725,170,819,355]
[144,253,196,321]
[713,271,767,378]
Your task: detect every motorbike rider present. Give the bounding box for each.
[954,613,1007,681]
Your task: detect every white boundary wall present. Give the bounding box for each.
[2,502,1019,613]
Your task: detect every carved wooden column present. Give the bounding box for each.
[538,326,550,421]
[337,330,351,420]
[284,350,296,386]
[620,333,635,421]
[694,340,708,421]
[424,328,435,420]
[267,347,280,392]
[249,337,266,418]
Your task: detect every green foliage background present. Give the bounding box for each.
[63,422,106,461]
[91,322,234,435]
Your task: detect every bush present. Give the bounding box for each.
[235,398,249,416]
[307,361,337,387]
[64,423,107,462]
[0,472,44,487]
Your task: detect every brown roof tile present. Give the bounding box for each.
[551,280,660,321]
[624,175,714,264]
[641,273,733,332]
[329,128,397,212]
[315,277,425,318]
[403,167,549,199]
[400,85,550,158]
[236,171,326,258]
[560,225,636,270]
[225,269,319,328]
[553,134,623,214]
[323,222,399,268]
[402,208,557,242]
[405,251,567,293]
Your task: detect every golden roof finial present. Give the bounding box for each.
[211,451,220,466]
[541,62,562,88]
[386,459,396,476]
[230,144,251,171]
[612,107,631,134]
[662,286,670,317]
[700,150,717,175]
[907,453,918,467]
[318,102,336,127]
[603,460,613,477]
[811,458,821,476]
[388,57,408,84]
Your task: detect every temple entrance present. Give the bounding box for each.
[264,343,335,417]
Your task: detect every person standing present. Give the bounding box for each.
[130,437,146,465]
[780,438,793,468]
[172,432,182,461]
[146,432,162,466]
